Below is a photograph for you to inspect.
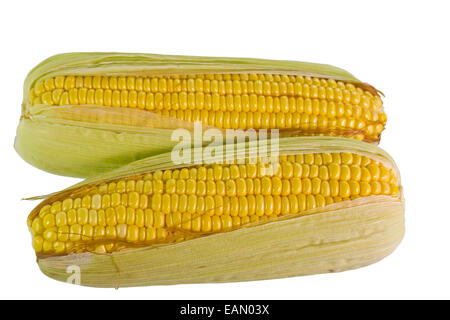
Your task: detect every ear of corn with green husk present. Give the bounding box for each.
[15,53,386,178]
[27,136,404,288]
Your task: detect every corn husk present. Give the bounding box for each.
[31,136,405,288]
[15,53,377,178]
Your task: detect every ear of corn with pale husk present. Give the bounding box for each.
[15,53,386,178]
[27,136,404,288]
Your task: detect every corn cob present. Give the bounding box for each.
[28,137,404,287]
[15,53,386,178]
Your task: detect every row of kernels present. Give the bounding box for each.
[37,221,167,245]
[163,211,253,232]
[137,164,276,185]
[206,194,333,216]
[39,74,362,88]
[38,86,379,119]
[161,109,375,134]
[281,153,388,168]
[34,75,375,105]
[143,163,289,182]
[319,179,396,197]
[146,193,337,217]
[98,161,394,197]
[105,171,393,200]
[279,153,370,166]
[32,226,171,254]
[41,193,149,211]
[282,162,394,182]
[150,162,393,187]
[34,207,156,231]
[104,178,171,196]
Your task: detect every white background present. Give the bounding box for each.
[1,0,449,299]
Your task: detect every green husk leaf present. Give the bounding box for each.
[15,116,181,178]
